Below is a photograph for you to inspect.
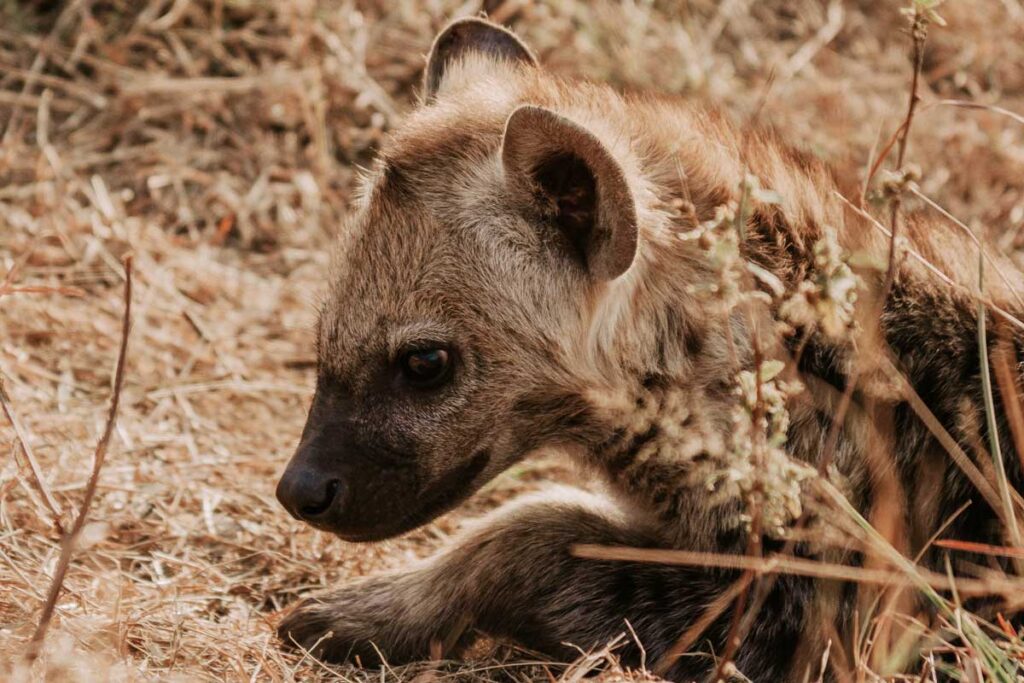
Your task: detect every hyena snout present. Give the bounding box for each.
[275,415,428,541]
[276,443,349,525]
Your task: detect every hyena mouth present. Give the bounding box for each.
[337,449,492,543]
[417,448,492,517]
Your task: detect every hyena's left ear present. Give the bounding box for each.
[424,17,537,103]
[502,105,639,281]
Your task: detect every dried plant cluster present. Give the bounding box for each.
[2,1,1024,681]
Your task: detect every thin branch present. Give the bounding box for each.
[933,538,1024,560]
[0,284,87,299]
[0,377,64,528]
[975,253,1022,552]
[863,97,1024,198]
[780,0,844,80]
[993,331,1024,478]
[834,192,1024,334]
[881,5,929,302]
[909,186,1024,311]
[571,543,1024,600]
[895,12,927,172]
[28,255,133,656]
[934,99,1024,128]
[713,338,766,682]
[653,572,754,677]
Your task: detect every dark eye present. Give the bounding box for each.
[399,348,453,389]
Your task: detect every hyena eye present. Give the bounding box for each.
[399,348,453,389]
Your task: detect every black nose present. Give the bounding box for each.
[276,466,344,522]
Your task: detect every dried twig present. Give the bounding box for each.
[975,251,1023,553]
[712,337,765,682]
[0,284,87,298]
[993,331,1024,477]
[780,0,844,80]
[0,377,63,528]
[835,191,1024,334]
[909,186,1024,311]
[934,99,1024,128]
[653,572,754,677]
[571,544,1024,599]
[880,4,929,300]
[28,255,133,656]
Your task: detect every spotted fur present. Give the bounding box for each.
[277,17,1024,681]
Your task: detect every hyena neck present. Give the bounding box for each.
[564,117,850,539]
[568,369,737,547]
[571,279,756,547]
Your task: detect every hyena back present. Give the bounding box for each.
[275,17,1024,681]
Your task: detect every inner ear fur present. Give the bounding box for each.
[423,17,537,103]
[501,105,639,281]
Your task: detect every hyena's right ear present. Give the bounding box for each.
[423,17,537,103]
[502,105,639,281]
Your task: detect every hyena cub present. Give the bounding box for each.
[276,17,1024,681]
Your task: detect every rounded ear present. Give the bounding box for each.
[501,105,639,281]
[423,17,537,103]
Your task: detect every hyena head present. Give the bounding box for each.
[276,18,656,541]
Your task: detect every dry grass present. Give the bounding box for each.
[1,1,1023,680]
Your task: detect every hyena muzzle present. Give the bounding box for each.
[274,16,1024,682]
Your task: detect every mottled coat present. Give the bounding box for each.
[275,17,1024,682]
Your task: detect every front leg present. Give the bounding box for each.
[277,488,635,664]
[278,487,810,681]
[277,487,619,664]
[276,569,464,665]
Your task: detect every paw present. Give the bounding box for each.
[276,598,364,663]
[276,579,428,666]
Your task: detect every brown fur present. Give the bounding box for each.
[275,18,1024,682]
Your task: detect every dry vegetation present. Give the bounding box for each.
[2,0,1024,681]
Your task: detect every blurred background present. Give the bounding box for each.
[1,1,1023,680]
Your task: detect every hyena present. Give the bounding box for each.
[275,17,1024,681]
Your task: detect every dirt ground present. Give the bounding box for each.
[1,1,1023,681]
